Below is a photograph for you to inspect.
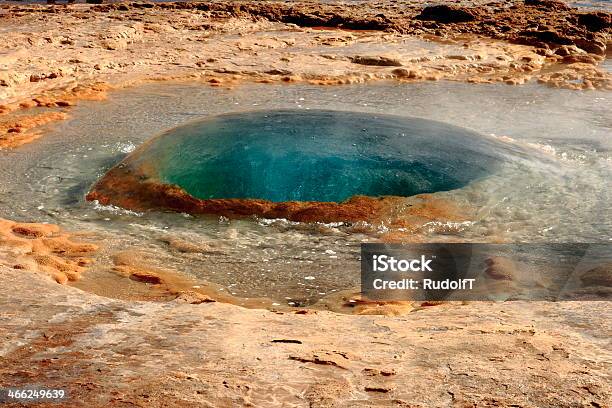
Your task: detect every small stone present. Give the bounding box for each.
[129,271,163,284]
[350,56,402,67]
[391,68,417,79]
[174,291,216,304]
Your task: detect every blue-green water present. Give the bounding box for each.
[136,110,506,203]
[1,82,609,306]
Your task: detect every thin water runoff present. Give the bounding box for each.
[0,81,609,307]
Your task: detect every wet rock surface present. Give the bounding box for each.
[0,218,98,284]
[0,0,610,147]
[85,155,431,224]
[0,2,610,406]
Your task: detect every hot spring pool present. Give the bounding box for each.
[0,81,609,308]
[130,110,499,202]
[87,109,516,222]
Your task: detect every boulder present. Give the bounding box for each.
[516,30,573,46]
[577,12,611,32]
[416,5,475,24]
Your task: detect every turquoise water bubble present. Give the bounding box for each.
[131,109,506,203]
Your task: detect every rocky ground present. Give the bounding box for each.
[0,0,610,147]
[0,216,610,406]
[1,266,611,407]
[0,1,611,406]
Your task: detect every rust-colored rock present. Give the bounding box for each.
[577,12,611,32]
[416,5,476,24]
[174,290,216,304]
[129,271,163,284]
[86,158,396,223]
[524,0,570,10]
[1,0,610,153]
[0,111,68,149]
[0,218,98,284]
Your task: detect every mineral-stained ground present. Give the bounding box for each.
[1,266,611,407]
[1,0,610,147]
[0,1,610,406]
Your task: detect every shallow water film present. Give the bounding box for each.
[0,82,609,307]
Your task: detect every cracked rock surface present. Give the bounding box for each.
[0,267,610,407]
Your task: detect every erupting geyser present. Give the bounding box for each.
[87,110,507,222]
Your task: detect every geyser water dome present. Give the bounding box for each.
[150,111,497,202]
[88,110,508,222]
